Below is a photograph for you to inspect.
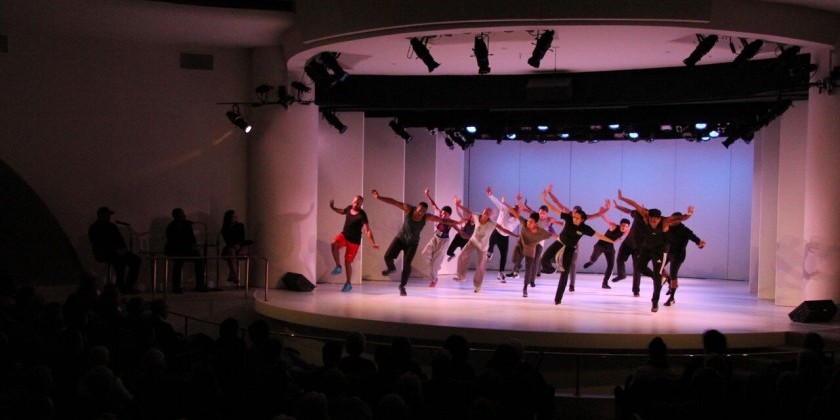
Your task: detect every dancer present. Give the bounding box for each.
[541,189,614,304]
[501,201,558,297]
[661,214,705,306]
[540,184,609,292]
[453,197,516,293]
[511,193,560,285]
[446,202,475,262]
[610,200,645,297]
[421,188,465,287]
[372,188,457,296]
[582,214,630,289]
[486,186,520,282]
[329,195,380,292]
[617,189,693,312]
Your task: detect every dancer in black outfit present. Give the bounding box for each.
[616,190,693,312]
[582,214,630,289]
[661,214,705,306]
[372,188,458,296]
[611,200,644,296]
[541,188,614,304]
[446,200,475,261]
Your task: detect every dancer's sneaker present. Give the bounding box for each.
[602,283,612,289]
[530,281,536,288]
[429,280,437,287]
[399,286,407,296]
[583,261,593,269]
[651,303,659,313]
[474,286,481,293]
[664,298,675,306]
[382,268,395,276]
[331,266,342,275]
[569,286,575,292]
[611,276,626,283]
[497,272,506,283]
[341,283,352,292]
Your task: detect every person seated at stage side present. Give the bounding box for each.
[220,210,254,285]
[165,208,206,293]
[89,206,141,294]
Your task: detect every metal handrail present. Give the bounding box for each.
[145,254,268,300]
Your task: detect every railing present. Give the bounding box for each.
[144,254,269,300]
[165,310,812,397]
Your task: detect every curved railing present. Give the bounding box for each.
[144,254,269,300]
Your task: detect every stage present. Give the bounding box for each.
[254,272,840,351]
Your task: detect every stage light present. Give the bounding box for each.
[560,133,570,139]
[722,135,738,148]
[683,34,718,67]
[628,132,639,139]
[589,125,602,131]
[443,133,455,150]
[465,125,478,134]
[304,60,332,88]
[527,30,554,68]
[473,35,491,75]
[389,119,413,142]
[446,130,467,149]
[709,130,720,137]
[319,52,349,83]
[608,124,620,130]
[660,124,673,131]
[322,109,347,134]
[226,105,251,133]
[537,125,549,132]
[506,133,517,140]
[410,37,440,72]
[695,122,707,129]
[732,38,763,66]
[701,136,710,141]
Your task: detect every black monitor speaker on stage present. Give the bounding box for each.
[282,272,315,292]
[788,300,837,323]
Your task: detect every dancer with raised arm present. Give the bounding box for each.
[617,189,693,312]
[329,195,380,292]
[421,188,465,287]
[540,184,609,292]
[500,201,558,297]
[610,200,644,296]
[446,198,475,262]
[372,188,458,296]
[453,197,516,293]
[541,188,615,304]
[511,193,559,285]
[661,214,706,306]
[582,213,630,289]
[486,186,520,283]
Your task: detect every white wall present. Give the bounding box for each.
[466,137,754,280]
[0,34,252,287]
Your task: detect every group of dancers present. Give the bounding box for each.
[328,187,705,312]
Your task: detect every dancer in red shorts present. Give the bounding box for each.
[329,195,380,292]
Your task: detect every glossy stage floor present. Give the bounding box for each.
[254,272,840,351]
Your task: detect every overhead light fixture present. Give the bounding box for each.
[226,105,251,133]
[389,119,413,142]
[322,109,347,134]
[304,60,332,88]
[410,37,440,72]
[732,38,763,66]
[473,35,491,75]
[465,125,478,134]
[608,124,620,130]
[695,122,708,129]
[291,81,311,93]
[506,132,517,140]
[527,30,554,68]
[683,34,718,67]
[444,133,455,149]
[446,130,467,150]
[628,132,639,140]
[537,125,549,132]
[319,52,349,83]
[560,133,570,139]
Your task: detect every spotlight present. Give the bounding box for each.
[506,133,517,140]
[410,37,440,72]
[683,34,718,67]
[732,38,763,66]
[465,125,478,134]
[446,130,467,149]
[560,133,570,139]
[695,122,707,130]
[226,106,251,133]
[628,132,639,139]
[527,30,554,68]
[608,124,620,130]
[389,119,413,142]
[473,35,491,75]
[322,109,347,134]
[319,52,349,83]
[443,132,455,149]
[660,124,673,131]
[709,130,720,137]
[304,60,332,88]
[537,125,549,132]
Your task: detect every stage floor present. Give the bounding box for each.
[254,272,840,351]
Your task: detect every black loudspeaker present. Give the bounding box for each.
[281,272,315,292]
[788,300,837,323]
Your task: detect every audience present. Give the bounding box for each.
[0,279,836,420]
